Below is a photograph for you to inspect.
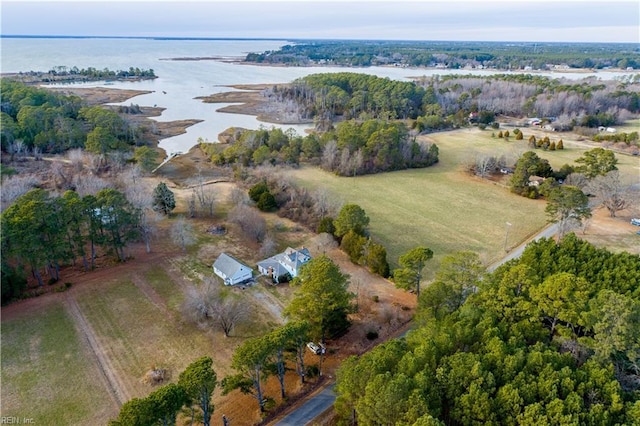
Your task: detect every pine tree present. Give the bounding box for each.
[152,182,176,215]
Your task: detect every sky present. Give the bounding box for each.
[1,0,639,43]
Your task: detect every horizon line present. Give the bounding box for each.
[1,34,638,45]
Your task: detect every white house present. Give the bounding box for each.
[213,253,253,286]
[257,247,312,283]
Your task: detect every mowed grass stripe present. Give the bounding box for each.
[144,267,185,312]
[1,302,115,425]
[75,279,214,399]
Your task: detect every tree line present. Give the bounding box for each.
[334,236,640,425]
[208,120,438,177]
[11,66,156,84]
[414,73,640,133]
[244,40,640,70]
[1,187,142,301]
[270,72,427,121]
[259,72,639,140]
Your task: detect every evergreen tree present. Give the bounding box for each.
[284,255,354,340]
[178,356,217,426]
[152,182,176,215]
[393,246,434,297]
[334,204,370,237]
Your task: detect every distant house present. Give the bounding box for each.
[213,253,253,286]
[257,247,312,283]
[528,175,546,187]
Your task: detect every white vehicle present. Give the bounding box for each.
[306,342,323,355]
[631,218,640,226]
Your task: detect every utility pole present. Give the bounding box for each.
[504,222,512,252]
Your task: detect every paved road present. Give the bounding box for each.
[275,384,336,425]
[488,222,558,271]
[275,223,561,425]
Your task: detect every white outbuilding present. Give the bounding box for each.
[213,253,253,286]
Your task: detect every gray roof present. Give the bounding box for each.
[257,258,289,278]
[257,247,312,278]
[213,253,251,277]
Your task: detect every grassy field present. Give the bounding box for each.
[290,127,639,274]
[74,276,232,398]
[1,302,116,425]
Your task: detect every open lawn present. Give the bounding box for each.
[1,301,116,425]
[290,127,639,274]
[73,275,233,400]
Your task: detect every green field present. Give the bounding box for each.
[1,303,115,425]
[290,127,639,274]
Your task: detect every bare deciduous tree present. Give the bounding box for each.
[49,161,73,191]
[124,180,159,253]
[228,203,267,242]
[0,174,39,211]
[170,216,196,252]
[321,139,339,170]
[587,170,637,217]
[118,164,142,187]
[188,190,197,218]
[312,188,341,219]
[182,279,249,337]
[195,173,216,218]
[66,148,85,172]
[475,155,497,178]
[7,140,27,161]
[230,187,250,206]
[259,232,278,258]
[72,174,112,197]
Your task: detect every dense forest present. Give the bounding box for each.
[334,236,640,425]
[264,72,640,136]
[1,187,143,302]
[0,80,149,154]
[208,120,438,176]
[245,40,640,70]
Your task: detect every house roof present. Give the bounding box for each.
[213,253,251,277]
[282,247,311,270]
[257,247,312,278]
[257,258,289,277]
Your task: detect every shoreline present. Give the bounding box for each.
[196,83,314,126]
[45,86,203,159]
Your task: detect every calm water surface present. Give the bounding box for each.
[2,38,636,155]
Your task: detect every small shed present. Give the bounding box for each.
[213,253,253,286]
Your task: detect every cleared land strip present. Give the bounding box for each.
[131,273,172,316]
[64,293,128,406]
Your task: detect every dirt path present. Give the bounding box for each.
[249,287,286,322]
[64,293,129,406]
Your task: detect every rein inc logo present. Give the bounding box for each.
[0,418,34,424]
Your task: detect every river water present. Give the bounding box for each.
[2,37,636,156]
